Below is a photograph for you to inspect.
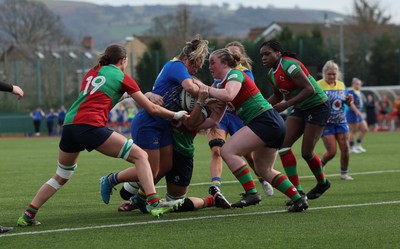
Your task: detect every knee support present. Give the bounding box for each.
[119,182,140,200]
[208,138,225,149]
[46,162,77,190]
[118,139,134,160]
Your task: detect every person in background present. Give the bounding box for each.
[127,103,137,124]
[317,60,354,180]
[378,94,392,130]
[30,107,45,136]
[365,94,378,132]
[207,41,273,198]
[346,78,368,154]
[392,97,400,131]
[46,108,58,136]
[115,104,126,133]
[260,39,331,202]
[0,79,24,233]
[17,44,188,227]
[57,105,67,134]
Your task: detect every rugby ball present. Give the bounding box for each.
[179,89,197,111]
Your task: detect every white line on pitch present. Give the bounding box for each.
[1,200,399,238]
[158,169,400,188]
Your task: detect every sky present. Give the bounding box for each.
[68,0,400,24]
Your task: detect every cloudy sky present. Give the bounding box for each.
[67,0,400,24]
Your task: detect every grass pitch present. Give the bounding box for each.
[0,132,399,248]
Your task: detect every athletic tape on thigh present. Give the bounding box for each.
[208,138,225,148]
[118,139,134,160]
[46,178,62,190]
[56,162,77,179]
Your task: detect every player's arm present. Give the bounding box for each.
[197,99,226,130]
[267,84,284,106]
[208,80,241,102]
[131,91,188,120]
[184,84,209,129]
[0,80,24,100]
[285,71,315,107]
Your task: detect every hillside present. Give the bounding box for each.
[42,1,344,49]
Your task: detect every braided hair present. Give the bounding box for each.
[260,39,298,59]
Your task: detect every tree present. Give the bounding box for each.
[135,40,167,93]
[368,33,400,85]
[0,0,72,50]
[343,0,394,85]
[146,5,217,40]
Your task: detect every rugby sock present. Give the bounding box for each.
[146,193,161,207]
[349,141,355,147]
[233,164,257,194]
[306,154,326,184]
[203,196,214,207]
[271,173,301,202]
[108,172,119,187]
[279,148,302,192]
[341,166,349,175]
[23,204,39,220]
[356,138,362,145]
[211,177,222,188]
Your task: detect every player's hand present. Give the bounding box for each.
[273,102,289,113]
[345,94,353,105]
[197,84,209,103]
[173,110,189,120]
[148,93,164,106]
[12,85,24,100]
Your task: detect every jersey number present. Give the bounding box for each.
[83,76,106,95]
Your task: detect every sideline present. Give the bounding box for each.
[1,200,399,238]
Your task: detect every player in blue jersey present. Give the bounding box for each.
[207,41,274,198]
[346,78,368,154]
[317,61,354,180]
[100,38,210,208]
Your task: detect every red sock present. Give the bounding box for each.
[279,149,302,191]
[306,154,326,183]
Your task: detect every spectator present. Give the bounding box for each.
[365,94,378,131]
[378,94,392,130]
[30,107,45,136]
[57,105,67,134]
[46,108,58,136]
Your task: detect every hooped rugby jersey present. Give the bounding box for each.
[268,56,327,110]
[219,69,272,124]
[64,65,140,127]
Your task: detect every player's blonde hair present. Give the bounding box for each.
[178,35,209,68]
[225,41,252,71]
[322,60,342,81]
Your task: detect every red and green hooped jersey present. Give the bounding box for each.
[220,69,272,125]
[64,65,140,127]
[268,57,327,110]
